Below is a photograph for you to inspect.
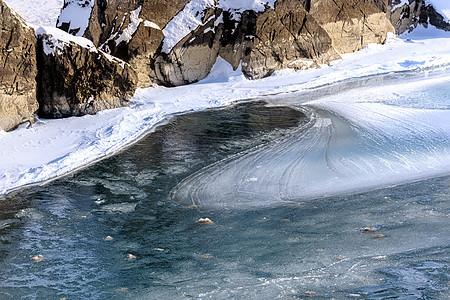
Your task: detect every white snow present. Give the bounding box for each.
[3,0,63,26]
[144,21,161,30]
[115,7,143,46]
[162,0,215,53]
[35,26,97,55]
[56,0,95,36]
[1,0,450,196]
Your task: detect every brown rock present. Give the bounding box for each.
[310,0,395,54]
[242,0,341,79]
[58,0,398,86]
[35,27,137,118]
[0,1,38,131]
[75,0,190,86]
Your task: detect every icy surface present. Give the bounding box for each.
[172,76,450,209]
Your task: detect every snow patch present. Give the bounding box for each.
[57,0,94,36]
[144,20,161,30]
[391,0,409,12]
[115,7,143,46]
[35,26,97,55]
[3,0,64,26]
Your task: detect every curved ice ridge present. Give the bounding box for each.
[171,101,450,210]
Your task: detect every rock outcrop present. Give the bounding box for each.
[0,1,38,131]
[310,0,394,54]
[388,0,450,34]
[35,27,138,118]
[419,2,450,31]
[60,0,395,87]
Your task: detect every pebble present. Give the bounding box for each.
[196,218,213,224]
[361,227,377,232]
[304,291,316,295]
[103,236,114,241]
[126,254,137,260]
[31,255,45,262]
[373,234,385,239]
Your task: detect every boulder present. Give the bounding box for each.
[0,1,38,131]
[35,27,137,118]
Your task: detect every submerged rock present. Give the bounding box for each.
[35,27,138,118]
[31,254,45,262]
[0,0,38,131]
[196,217,213,224]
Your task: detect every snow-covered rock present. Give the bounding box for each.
[389,0,450,34]
[35,26,138,118]
[58,0,395,86]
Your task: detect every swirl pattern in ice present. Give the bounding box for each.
[171,75,450,210]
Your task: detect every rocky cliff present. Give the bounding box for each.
[0,1,38,131]
[59,0,396,86]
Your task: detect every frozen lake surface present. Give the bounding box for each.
[0,71,449,299]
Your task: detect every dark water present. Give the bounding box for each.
[0,102,449,299]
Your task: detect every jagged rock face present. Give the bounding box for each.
[36,29,138,118]
[419,2,450,31]
[241,0,341,79]
[65,0,190,86]
[388,0,450,34]
[310,0,395,54]
[0,1,38,131]
[388,0,423,34]
[60,0,395,86]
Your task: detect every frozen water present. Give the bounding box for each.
[0,98,448,298]
[171,73,450,210]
